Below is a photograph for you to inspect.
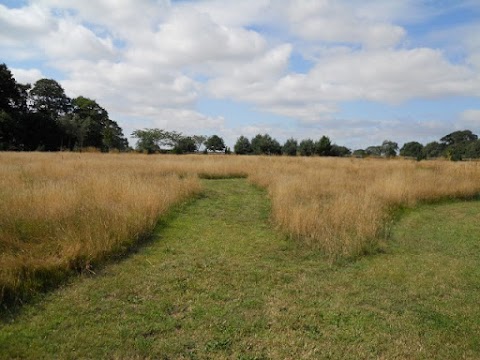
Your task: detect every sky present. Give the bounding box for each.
[1,0,480,149]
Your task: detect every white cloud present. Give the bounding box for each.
[125,7,267,70]
[2,0,480,149]
[459,109,480,129]
[207,47,479,124]
[285,0,406,48]
[0,4,52,43]
[10,67,45,84]
[42,19,116,60]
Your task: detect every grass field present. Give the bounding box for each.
[1,179,479,359]
[1,153,480,307]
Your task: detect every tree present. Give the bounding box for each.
[71,96,109,148]
[400,141,424,160]
[131,128,166,153]
[20,112,64,151]
[465,140,480,159]
[440,130,478,161]
[330,144,351,157]
[103,119,128,151]
[315,136,332,156]
[173,136,197,154]
[30,79,71,120]
[380,140,398,157]
[299,139,315,156]
[440,130,478,146]
[0,64,29,150]
[282,138,298,156]
[422,141,446,159]
[205,134,226,152]
[192,135,207,152]
[234,135,253,155]
[0,63,25,114]
[353,149,367,158]
[251,134,282,155]
[365,146,382,156]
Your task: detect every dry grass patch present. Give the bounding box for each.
[247,157,480,259]
[0,152,201,305]
[2,153,480,305]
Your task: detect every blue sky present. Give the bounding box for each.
[1,0,479,149]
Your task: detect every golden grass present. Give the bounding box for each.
[248,157,480,259]
[0,153,201,304]
[1,152,480,304]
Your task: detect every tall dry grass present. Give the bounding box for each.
[247,157,480,259]
[0,153,201,305]
[2,153,480,305]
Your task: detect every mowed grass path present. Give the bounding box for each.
[1,179,480,359]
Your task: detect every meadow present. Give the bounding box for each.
[1,152,480,307]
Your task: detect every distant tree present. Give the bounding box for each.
[71,96,108,149]
[173,136,197,154]
[234,135,253,155]
[103,119,128,151]
[0,111,17,150]
[0,63,26,114]
[465,140,480,159]
[30,79,71,120]
[282,138,298,156]
[192,135,207,152]
[20,112,64,151]
[400,141,424,160]
[205,134,226,152]
[440,130,478,146]
[352,149,367,158]
[251,134,282,155]
[330,144,351,157]
[0,64,30,150]
[422,141,446,159]
[365,146,382,157]
[299,139,315,156]
[380,140,398,158]
[315,136,332,156]
[131,128,167,153]
[440,130,478,161]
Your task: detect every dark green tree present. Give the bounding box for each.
[205,134,226,152]
[440,130,478,161]
[400,141,424,160]
[465,140,480,159]
[422,141,446,159]
[299,139,315,156]
[234,135,253,154]
[315,136,332,156]
[0,63,26,114]
[30,79,71,120]
[282,138,298,156]
[20,112,64,151]
[173,136,197,154]
[251,134,281,155]
[330,144,351,157]
[0,64,29,149]
[102,119,128,151]
[440,130,478,146]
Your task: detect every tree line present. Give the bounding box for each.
[133,127,480,161]
[0,63,128,151]
[3,62,480,160]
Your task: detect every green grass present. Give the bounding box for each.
[1,179,480,359]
